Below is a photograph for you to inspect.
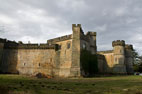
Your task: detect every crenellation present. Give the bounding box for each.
[0,24,134,77]
[18,41,23,44]
[125,44,133,50]
[80,34,90,42]
[98,50,113,54]
[86,32,96,36]
[18,44,55,49]
[47,34,72,44]
[0,38,7,43]
[72,24,81,27]
[112,40,125,47]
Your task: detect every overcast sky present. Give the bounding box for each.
[0,0,142,54]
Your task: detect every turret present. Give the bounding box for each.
[112,40,127,74]
[86,32,97,54]
[125,44,134,74]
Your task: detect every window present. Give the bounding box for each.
[55,44,61,51]
[39,63,40,67]
[23,63,26,66]
[115,58,119,64]
[67,43,71,49]
[115,58,117,62]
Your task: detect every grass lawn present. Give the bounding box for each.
[0,75,142,94]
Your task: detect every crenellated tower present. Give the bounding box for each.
[70,24,82,77]
[86,32,97,54]
[125,44,134,74]
[112,40,127,74]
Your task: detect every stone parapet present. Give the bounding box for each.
[112,40,125,47]
[5,44,55,49]
[97,54,105,59]
[86,32,96,36]
[0,38,56,49]
[80,34,89,42]
[98,50,113,54]
[125,44,133,50]
[72,24,81,28]
[47,34,72,44]
[0,38,7,43]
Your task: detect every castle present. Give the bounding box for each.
[0,24,134,77]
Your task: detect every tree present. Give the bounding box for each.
[133,49,142,72]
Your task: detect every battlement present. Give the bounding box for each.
[47,34,72,44]
[97,54,105,59]
[125,44,133,50]
[4,43,56,49]
[18,44,55,49]
[86,32,96,36]
[72,24,81,27]
[98,50,113,54]
[0,38,56,49]
[112,40,125,47]
[0,38,7,43]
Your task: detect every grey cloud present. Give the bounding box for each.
[0,0,142,54]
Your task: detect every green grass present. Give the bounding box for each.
[0,75,142,94]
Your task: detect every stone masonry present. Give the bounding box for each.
[0,24,134,77]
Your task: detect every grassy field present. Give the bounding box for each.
[0,75,142,94]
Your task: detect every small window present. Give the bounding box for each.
[115,58,117,62]
[67,43,71,49]
[23,63,26,66]
[59,45,61,50]
[55,44,61,51]
[39,63,40,67]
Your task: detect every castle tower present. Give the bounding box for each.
[70,24,82,77]
[112,40,127,74]
[0,39,6,72]
[125,45,134,74]
[86,32,97,54]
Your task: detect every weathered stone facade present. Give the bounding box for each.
[98,40,134,74]
[0,24,134,77]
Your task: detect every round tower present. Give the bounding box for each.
[125,44,134,74]
[112,40,127,74]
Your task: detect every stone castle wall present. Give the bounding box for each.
[98,51,114,73]
[17,49,57,76]
[53,39,73,77]
[0,26,75,77]
[125,45,134,74]
[97,40,134,74]
[0,24,134,77]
